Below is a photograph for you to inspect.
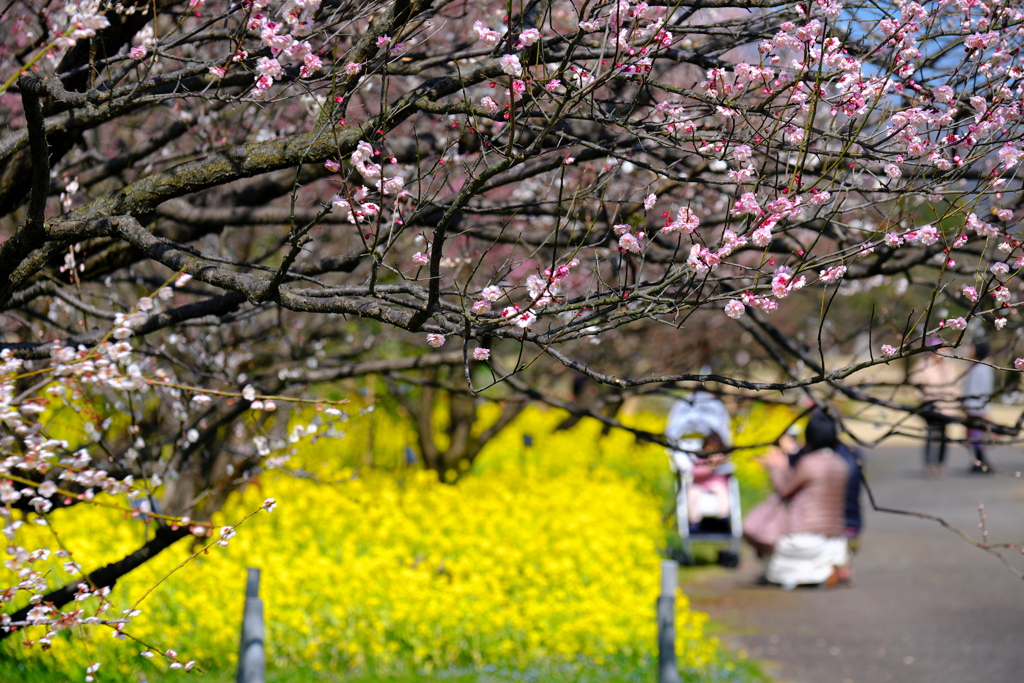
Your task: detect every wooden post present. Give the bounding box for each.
[657,560,680,683]
[237,567,265,683]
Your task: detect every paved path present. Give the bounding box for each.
[684,445,1024,683]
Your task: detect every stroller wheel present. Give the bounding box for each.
[717,549,740,569]
[671,547,695,566]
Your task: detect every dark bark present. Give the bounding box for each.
[400,367,526,481]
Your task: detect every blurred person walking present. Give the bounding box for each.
[962,342,995,473]
[914,345,960,479]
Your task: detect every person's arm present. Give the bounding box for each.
[767,450,811,498]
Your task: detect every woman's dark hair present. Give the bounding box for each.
[805,410,838,451]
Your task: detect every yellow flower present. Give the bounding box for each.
[1,403,785,681]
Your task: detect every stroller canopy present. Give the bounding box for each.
[666,392,732,445]
[665,392,732,472]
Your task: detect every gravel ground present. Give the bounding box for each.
[684,445,1024,683]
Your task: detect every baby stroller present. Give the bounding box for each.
[666,393,743,568]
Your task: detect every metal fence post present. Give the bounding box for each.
[657,560,680,683]
[237,567,265,683]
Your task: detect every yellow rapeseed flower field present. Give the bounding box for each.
[1,402,788,681]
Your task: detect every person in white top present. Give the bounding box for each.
[962,342,995,473]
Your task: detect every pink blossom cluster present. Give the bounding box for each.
[942,317,968,331]
[46,1,110,61]
[688,244,721,274]
[653,101,697,135]
[701,63,775,100]
[723,299,745,319]
[517,28,541,49]
[128,25,155,60]
[329,141,407,224]
[741,290,778,314]
[771,267,807,299]
[605,0,672,57]
[615,224,645,254]
[246,5,323,96]
[663,207,699,235]
[506,79,527,103]
[718,262,810,321]
[991,286,1012,304]
[499,54,523,77]
[473,21,503,46]
[818,265,847,283]
[718,230,748,257]
[468,260,580,332]
[501,304,538,329]
[966,213,1001,238]
[731,192,763,218]
[472,284,504,314]
[472,22,540,51]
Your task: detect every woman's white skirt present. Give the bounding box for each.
[766,534,849,589]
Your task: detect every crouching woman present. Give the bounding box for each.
[762,412,850,589]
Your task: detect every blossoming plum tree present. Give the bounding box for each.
[2,0,1024,665]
